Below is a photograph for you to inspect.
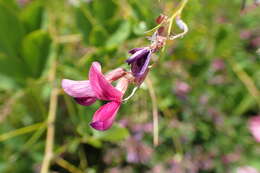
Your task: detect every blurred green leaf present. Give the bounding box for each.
[0,53,28,85]
[89,27,108,47]
[22,30,51,77]
[133,21,147,35]
[0,2,24,57]
[75,7,92,45]
[106,21,131,48]
[0,74,19,90]
[93,124,129,142]
[91,0,118,22]
[20,0,44,33]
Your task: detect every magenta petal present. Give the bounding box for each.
[89,62,122,101]
[90,101,121,131]
[62,79,96,98]
[74,97,97,106]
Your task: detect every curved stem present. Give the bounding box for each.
[167,0,189,36]
[123,86,139,102]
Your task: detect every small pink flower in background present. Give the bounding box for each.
[237,166,259,173]
[248,115,260,142]
[211,59,225,71]
[125,136,153,163]
[174,81,191,98]
[62,62,128,131]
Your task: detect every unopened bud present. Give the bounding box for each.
[156,14,167,24]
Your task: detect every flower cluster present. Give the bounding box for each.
[62,14,189,131]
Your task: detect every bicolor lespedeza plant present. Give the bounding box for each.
[62,1,189,135]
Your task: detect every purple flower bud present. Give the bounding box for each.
[126,47,152,82]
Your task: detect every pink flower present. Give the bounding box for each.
[62,62,128,131]
[248,115,260,142]
[62,64,125,106]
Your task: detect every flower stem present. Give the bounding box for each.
[40,61,59,173]
[146,76,159,146]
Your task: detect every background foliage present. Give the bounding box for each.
[0,0,259,172]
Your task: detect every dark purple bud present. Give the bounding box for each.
[126,48,150,64]
[128,47,144,54]
[130,50,152,77]
[126,47,152,85]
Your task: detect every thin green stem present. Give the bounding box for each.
[0,122,45,142]
[40,61,59,173]
[146,76,159,146]
[229,59,260,108]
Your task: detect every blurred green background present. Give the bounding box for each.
[0,0,259,172]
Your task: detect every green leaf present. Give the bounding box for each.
[0,53,28,85]
[91,0,118,22]
[75,7,92,45]
[105,21,131,48]
[22,30,51,77]
[20,0,44,33]
[93,124,129,142]
[0,2,24,57]
[89,27,108,47]
[0,74,19,90]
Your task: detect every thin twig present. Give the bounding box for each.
[55,157,84,173]
[40,61,58,173]
[0,122,45,142]
[229,59,260,108]
[146,76,159,146]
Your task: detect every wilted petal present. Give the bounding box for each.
[248,115,260,142]
[131,50,152,77]
[62,79,96,98]
[126,48,150,64]
[89,62,122,101]
[90,101,121,131]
